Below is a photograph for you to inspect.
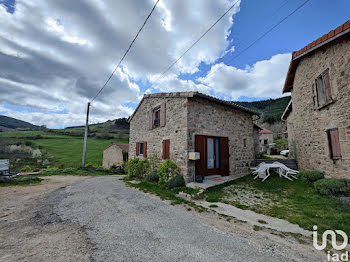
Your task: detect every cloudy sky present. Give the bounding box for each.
[0,0,349,128]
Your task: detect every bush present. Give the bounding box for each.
[20,165,33,172]
[167,175,185,189]
[297,170,325,184]
[145,171,159,182]
[124,158,149,179]
[314,178,350,196]
[25,141,33,146]
[157,160,178,183]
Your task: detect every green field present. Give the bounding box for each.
[0,131,129,169]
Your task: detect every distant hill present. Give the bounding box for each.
[0,115,39,131]
[234,96,291,124]
[65,117,129,131]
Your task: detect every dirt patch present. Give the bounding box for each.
[0,176,92,262]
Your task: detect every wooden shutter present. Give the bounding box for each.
[136,142,139,156]
[143,142,147,157]
[162,140,170,159]
[195,135,206,175]
[160,102,166,127]
[323,69,332,102]
[312,83,318,108]
[328,129,341,159]
[220,137,229,176]
[149,109,153,130]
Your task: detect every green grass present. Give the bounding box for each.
[0,131,128,168]
[0,176,42,187]
[205,174,350,236]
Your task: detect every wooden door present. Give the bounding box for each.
[195,135,229,176]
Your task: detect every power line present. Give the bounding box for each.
[154,0,240,82]
[204,0,310,80]
[91,0,160,102]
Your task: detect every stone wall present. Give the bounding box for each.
[187,97,255,180]
[259,133,274,153]
[103,144,123,169]
[129,96,189,180]
[287,36,350,178]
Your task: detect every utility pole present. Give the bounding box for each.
[82,102,90,168]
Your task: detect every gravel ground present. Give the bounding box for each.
[55,176,325,262]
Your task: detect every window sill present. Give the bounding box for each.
[316,99,336,110]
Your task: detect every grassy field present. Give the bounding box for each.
[205,174,350,236]
[0,131,129,169]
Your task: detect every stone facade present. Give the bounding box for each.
[286,36,350,178]
[129,92,257,183]
[103,144,124,169]
[187,97,255,181]
[258,131,274,153]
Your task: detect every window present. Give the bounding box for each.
[313,69,332,108]
[264,139,268,145]
[136,142,147,157]
[153,106,160,128]
[243,138,247,147]
[327,128,341,160]
[162,139,170,160]
[149,103,166,130]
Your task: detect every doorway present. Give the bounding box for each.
[195,135,229,176]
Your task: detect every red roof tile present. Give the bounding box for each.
[260,128,273,134]
[104,143,129,152]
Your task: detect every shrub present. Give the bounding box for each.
[314,178,350,196]
[25,141,33,146]
[20,165,33,172]
[157,160,178,183]
[297,170,325,184]
[167,175,185,189]
[149,154,161,171]
[124,158,149,179]
[145,171,159,182]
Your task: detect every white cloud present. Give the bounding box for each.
[198,53,292,100]
[0,0,241,128]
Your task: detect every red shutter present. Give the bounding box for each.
[143,142,147,157]
[149,109,153,130]
[220,137,229,176]
[329,129,341,159]
[195,135,206,175]
[160,102,166,127]
[323,69,332,102]
[312,83,318,108]
[136,142,139,156]
[162,140,170,159]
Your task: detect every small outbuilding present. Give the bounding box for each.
[103,143,129,169]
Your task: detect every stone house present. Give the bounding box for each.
[258,128,274,153]
[128,92,260,183]
[103,143,129,169]
[282,20,350,179]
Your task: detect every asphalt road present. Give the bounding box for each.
[51,176,302,262]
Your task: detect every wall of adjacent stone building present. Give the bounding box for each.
[103,145,123,169]
[259,133,274,153]
[129,96,189,180]
[187,97,255,180]
[288,37,350,178]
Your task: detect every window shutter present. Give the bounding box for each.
[149,109,153,130]
[329,129,341,159]
[162,140,165,159]
[312,83,318,108]
[195,135,206,175]
[166,140,170,159]
[220,137,229,176]
[136,142,139,156]
[143,142,147,157]
[322,69,332,102]
[160,102,166,127]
